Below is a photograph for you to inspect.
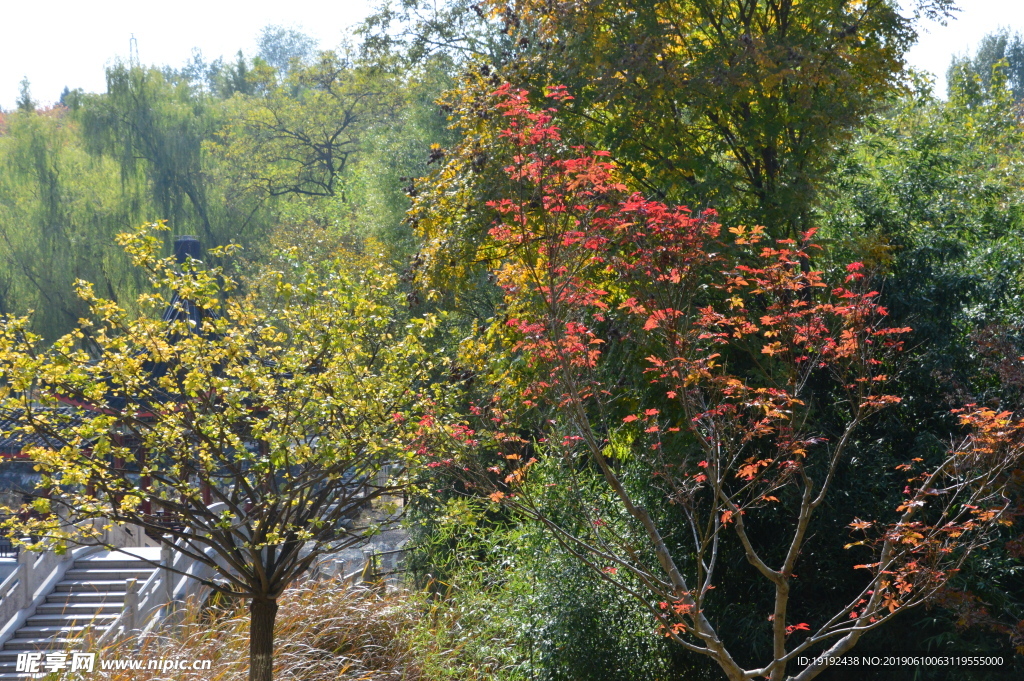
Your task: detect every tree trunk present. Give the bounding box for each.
[249,597,278,681]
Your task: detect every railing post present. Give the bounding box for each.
[161,544,174,611]
[123,578,139,634]
[361,550,379,585]
[17,549,33,610]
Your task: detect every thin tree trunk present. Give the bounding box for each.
[249,596,278,681]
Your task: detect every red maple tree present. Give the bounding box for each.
[448,85,1024,680]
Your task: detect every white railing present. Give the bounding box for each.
[96,520,160,551]
[0,541,101,650]
[0,519,164,650]
[94,563,157,646]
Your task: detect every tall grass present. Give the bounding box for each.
[86,576,526,681]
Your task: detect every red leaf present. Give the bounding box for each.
[785,622,810,635]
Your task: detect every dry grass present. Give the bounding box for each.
[89,579,430,681]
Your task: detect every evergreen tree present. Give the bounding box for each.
[15,78,35,113]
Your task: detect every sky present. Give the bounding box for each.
[906,0,1024,94]
[0,2,1022,111]
[0,1,376,110]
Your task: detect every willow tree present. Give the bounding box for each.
[80,64,218,240]
[0,225,453,681]
[0,105,146,340]
[75,61,278,287]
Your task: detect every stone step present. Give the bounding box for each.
[16,622,109,639]
[73,558,153,570]
[3,638,85,651]
[46,589,125,602]
[54,580,132,593]
[63,568,155,581]
[26,613,117,627]
[0,649,84,663]
[16,625,106,639]
[2,549,167,665]
[46,589,125,606]
[35,602,121,614]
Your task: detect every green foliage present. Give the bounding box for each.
[819,68,1024,671]
[0,61,281,340]
[406,0,965,311]
[15,78,35,114]
[431,0,957,239]
[256,25,317,79]
[80,63,224,242]
[820,68,1024,390]
[0,25,454,338]
[343,57,456,259]
[531,557,698,681]
[360,0,518,67]
[176,49,257,100]
[211,44,454,265]
[403,486,688,681]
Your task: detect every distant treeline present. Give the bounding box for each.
[0,25,454,340]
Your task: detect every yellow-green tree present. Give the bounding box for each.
[0,225,453,681]
[500,0,956,237]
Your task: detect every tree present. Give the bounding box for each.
[214,50,399,200]
[16,78,35,114]
[0,103,149,341]
[80,63,216,240]
[0,225,453,681]
[404,0,964,305]
[449,86,1024,681]
[75,60,276,280]
[405,0,958,300]
[360,0,519,67]
[58,86,77,107]
[819,62,1024,661]
[214,51,256,99]
[256,25,317,79]
[948,28,1024,101]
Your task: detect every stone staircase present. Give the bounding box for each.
[0,551,158,679]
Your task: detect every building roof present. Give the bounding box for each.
[0,406,86,458]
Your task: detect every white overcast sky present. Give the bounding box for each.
[0,1,1020,110]
[0,1,375,110]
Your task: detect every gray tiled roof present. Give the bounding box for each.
[0,406,85,457]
